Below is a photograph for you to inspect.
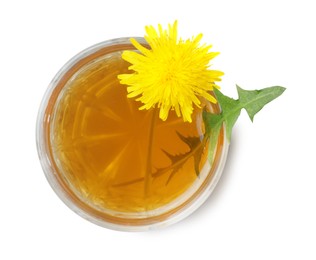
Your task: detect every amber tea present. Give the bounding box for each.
[38,39,226,229]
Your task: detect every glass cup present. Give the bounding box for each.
[36,37,229,231]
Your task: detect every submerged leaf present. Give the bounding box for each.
[176,133,205,175]
[154,132,206,184]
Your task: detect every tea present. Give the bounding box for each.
[50,50,216,213]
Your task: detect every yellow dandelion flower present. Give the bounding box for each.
[118,21,224,122]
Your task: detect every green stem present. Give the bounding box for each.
[144,108,158,197]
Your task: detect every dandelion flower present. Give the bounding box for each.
[118,21,223,122]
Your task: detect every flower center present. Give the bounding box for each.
[161,60,183,85]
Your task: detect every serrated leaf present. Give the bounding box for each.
[161,149,189,184]
[203,112,222,163]
[162,149,188,162]
[176,132,205,175]
[214,89,241,141]
[154,133,206,184]
[176,131,201,147]
[237,85,286,121]
[204,85,286,162]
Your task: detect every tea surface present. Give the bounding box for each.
[51,51,211,213]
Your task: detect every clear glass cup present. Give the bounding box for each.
[36,37,229,231]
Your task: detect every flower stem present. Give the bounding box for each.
[144,107,158,198]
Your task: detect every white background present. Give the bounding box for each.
[1,0,315,259]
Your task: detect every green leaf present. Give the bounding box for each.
[204,85,286,162]
[237,86,286,121]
